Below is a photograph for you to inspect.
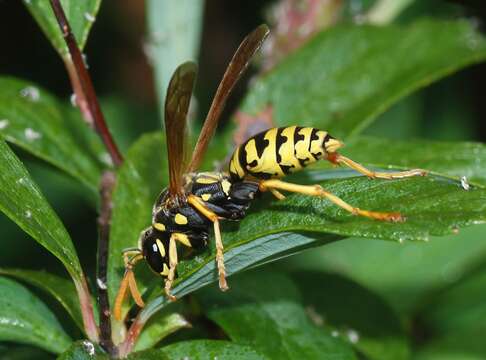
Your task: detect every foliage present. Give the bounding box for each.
[0,0,486,359]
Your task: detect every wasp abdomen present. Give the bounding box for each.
[229,126,342,181]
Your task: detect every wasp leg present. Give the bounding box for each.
[114,250,144,321]
[332,154,427,179]
[259,179,403,222]
[164,235,179,302]
[270,188,286,200]
[187,195,229,291]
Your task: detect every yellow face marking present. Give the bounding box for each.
[174,213,188,225]
[173,232,192,247]
[153,222,166,231]
[160,263,169,276]
[155,238,166,257]
[221,179,231,195]
[201,193,211,201]
[245,128,285,177]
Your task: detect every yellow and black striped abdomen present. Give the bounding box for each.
[229,126,341,180]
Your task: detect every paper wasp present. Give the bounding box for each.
[114,24,426,320]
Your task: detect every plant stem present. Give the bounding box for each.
[97,171,117,355]
[49,0,123,167]
[74,276,100,343]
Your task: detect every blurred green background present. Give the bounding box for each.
[1,0,486,357]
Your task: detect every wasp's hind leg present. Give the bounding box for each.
[331,153,427,180]
[114,248,145,321]
[259,179,404,222]
[187,195,229,291]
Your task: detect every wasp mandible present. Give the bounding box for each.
[114,24,425,320]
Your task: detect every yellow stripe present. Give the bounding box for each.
[153,222,166,231]
[155,238,166,257]
[278,126,302,173]
[245,128,284,177]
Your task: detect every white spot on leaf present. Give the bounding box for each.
[96,278,107,290]
[20,86,40,102]
[0,119,9,129]
[84,12,95,22]
[461,176,470,191]
[24,128,41,141]
[347,329,360,344]
[82,340,95,356]
[25,210,32,218]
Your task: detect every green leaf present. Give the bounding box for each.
[23,0,101,58]
[197,272,356,359]
[130,340,269,360]
[146,0,203,118]
[339,136,486,185]
[0,139,84,283]
[415,330,486,360]
[0,77,103,195]
[0,268,84,331]
[0,276,71,354]
[108,133,168,308]
[58,340,107,360]
[134,311,190,352]
[290,271,409,360]
[241,19,486,138]
[420,265,486,337]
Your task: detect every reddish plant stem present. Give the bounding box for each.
[74,277,100,343]
[49,0,123,167]
[97,171,117,355]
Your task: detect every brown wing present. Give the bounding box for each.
[165,62,197,198]
[187,24,270,172]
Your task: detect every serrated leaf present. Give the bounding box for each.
[117,133,486,325]
[241,19,486,138]
[0,139,84,283]
[0,268,84,331]
[0,276,71,354]
[23,0,101,58]
[197,272,356,360]
[130,340,269,360]
[0,77,103,195]
[57,340,107,360]
[290,271,409,360]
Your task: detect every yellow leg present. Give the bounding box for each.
[114,250,144,321]
[164,235,178,301]
[187,195,228,291]
[270,188,286,200]
[259,179,403,222]
[334,154,427,179]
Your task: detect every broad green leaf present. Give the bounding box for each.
[134,310,190,352]
[0,139,84,283]
[23,0,101,58]
[0,77,103,195]
[241,19,486,138]
[108,133,168,309]
[0,276,71,354]
[415,330,486,360]
[119,133,486,325]
[130,340,269,360]
[146,0,203,118]
[197,272,356,359]
[290,271,409,360]
[58,340,107,360]
[0,268,84,331]
[0,345,52,360]
[340,136,486,185]
[420,264,486,337]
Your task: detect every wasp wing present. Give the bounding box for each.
[187,24,270,172]
[165,62,197,197]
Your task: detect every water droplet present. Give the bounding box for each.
[346,329,360,344]
[0,119,9,130]
[70,93,77,107]
[82,340,95,356]
[97,278,107,290]
[25,210,32,218]
[24,128,41,141]
[460,176,470,191]
[20,86,40,102]
[84,12,95,23]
